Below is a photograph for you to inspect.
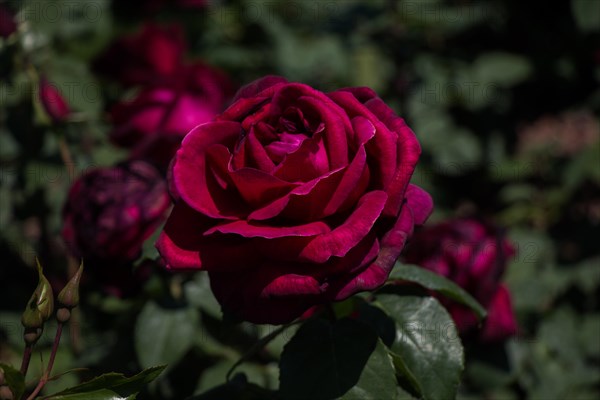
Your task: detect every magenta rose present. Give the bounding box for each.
[39,77,70,123]
[156,76,433,324]
[62,161,170,264]
[93,23,186,87]
[403,219,518,342]
[110,62,233,168]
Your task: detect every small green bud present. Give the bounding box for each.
[0,385,13,400]
[21,258,54,330]
[58,261,83,309]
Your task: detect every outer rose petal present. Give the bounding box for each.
[156,203,213,270]
[299,190,388,263]
[481,285,518,342]
[333,201,415,299]
[233,75,289,102]
[157,203,262,271]
[405,184,434,225]
[172,121,243,218]
[209,263,325,324]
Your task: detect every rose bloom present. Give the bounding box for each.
[62,161,170,264]
[403,219,518,342]
[110,62,233,168]
[93,23,186,87]
[39,77,70,123]
[157,76,433,324]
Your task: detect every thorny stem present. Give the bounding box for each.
[24,322,64,400]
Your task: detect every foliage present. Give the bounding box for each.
[1,0,598,399]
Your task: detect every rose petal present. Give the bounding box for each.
[233,75,289,102]
[481,285,518,342]
[296,95,350,169]
[338,86,377,103]
[209,262,324,324]
[299,190,388,263]
[405,184,434,225]
[328,91,397,191]
[273,134,329,182]
[332,201,415,299]
[172,121,244,219]
[365,98,422,216]
[205,219,330,238]
[157,204,263,272]
[156,202,213,270]
[228,167,298,208]
[233,127,276,172]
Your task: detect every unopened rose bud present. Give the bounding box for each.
[0,385,13,400]
[58,262,83,310]
[20,307,43,330]
[21,259,54,330]
[39,77,70,124]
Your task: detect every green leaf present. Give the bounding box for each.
[44,365,166,399]
[340,340,398,400]
[184,273,222,318]
[0,363,25,399]
[572,0,600,32]
[195,360,276,394]
[473,53,532,88]
[134,301,199,369]
[279,318,378,400]
[188,373,276,400]
[376,293,464,400]
[388,263,487,320]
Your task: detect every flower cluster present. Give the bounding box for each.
[94,24,234,169]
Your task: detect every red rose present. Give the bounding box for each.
[403,219,518,342]
[93,23,186,87]
[39,77,70,123]
[62,161,170,263]
[157,76,433,324]
[110,62,233,168]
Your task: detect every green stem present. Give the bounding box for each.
[225,320,301,382]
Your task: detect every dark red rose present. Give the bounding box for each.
[403,219,518,342]
[0,5,16,38]
[39,77,70,123]
[110,62,233,168]
[62,161,170,264]
[156,76,433,324]
[93,24,186,87]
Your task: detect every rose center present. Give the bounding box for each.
[259,106,324,163]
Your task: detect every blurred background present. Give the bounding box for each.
[1,0,599,399]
